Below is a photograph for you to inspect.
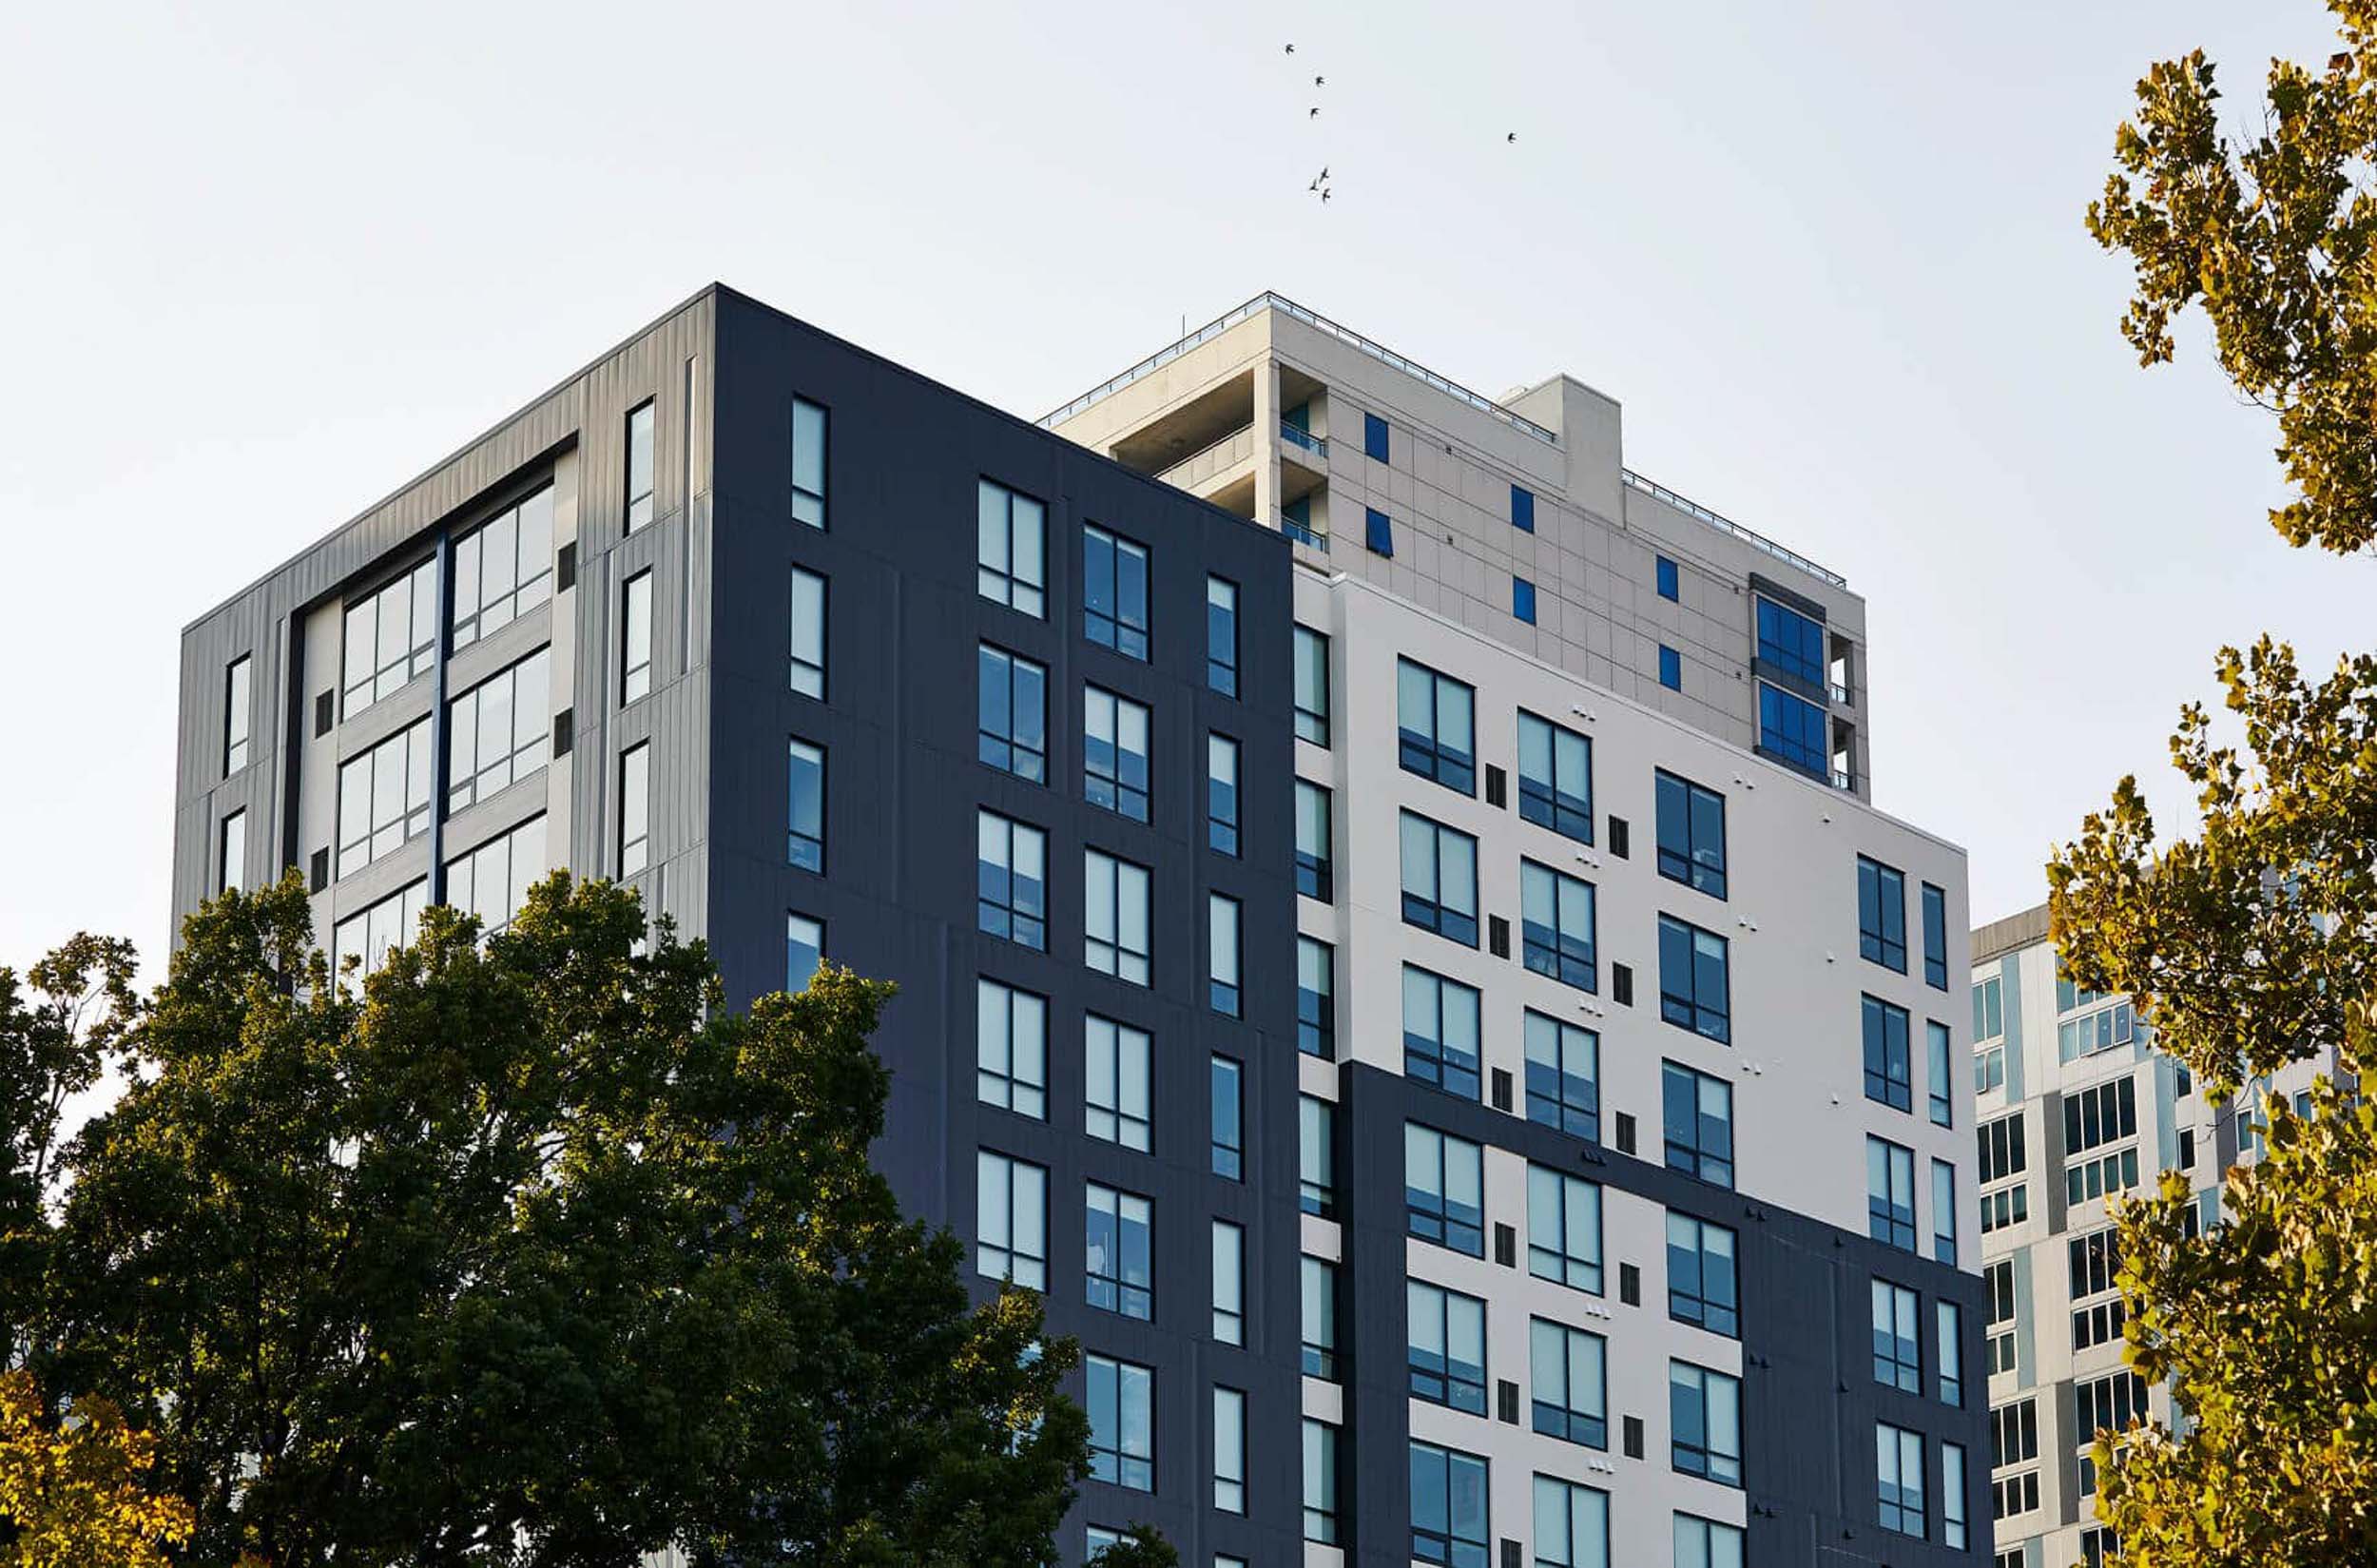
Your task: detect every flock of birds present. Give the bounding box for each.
[1287,41,1514,205]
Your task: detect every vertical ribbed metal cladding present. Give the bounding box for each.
[425,528,454,904]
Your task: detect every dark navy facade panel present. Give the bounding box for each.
[705,289,1303,1564]
[1340,1065,1987,1568]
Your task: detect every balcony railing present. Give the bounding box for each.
[1281,516,1328,552]
[1831,767,1857,792]
[1619,470,1848,590]
[1280,420,1328,458]
[1829,680,1851,707]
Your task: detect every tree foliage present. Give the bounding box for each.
[2087,0,2377,553]
[0,1370,194,1568]
[12,873,1108,1567]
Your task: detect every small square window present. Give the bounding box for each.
[1513,576,1536,624]
[1658,645,1682,690]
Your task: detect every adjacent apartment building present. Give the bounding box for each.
[1049,296,1982,1568]
[175,284,1984,1566]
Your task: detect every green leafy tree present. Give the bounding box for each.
[28,873,1117,1567]
[2087,0,2377,554]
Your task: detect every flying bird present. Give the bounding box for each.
[1318,165,1328,181]
[1322,188,1332,203]
[1309,106,1320,117]
[1506,131,1517,143]
[1284,42,1294,53]
[1314,75,1324,86]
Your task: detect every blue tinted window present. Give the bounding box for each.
[1365,507,1395,557]
[1517,711,1593,843]
[1207,575,1239,696]
[1364,413,1389,462]
[1400,812,1479,946]
[1513,576,1536,624]
[1867,1136,1917,1251]
[1523,1012,1598,1141]
[1863,994,1912,1111]
[1654,771,1727,899]
[1663,1062,1733,1189]
[1658,916,1730,1043]
[1522,860,1596,992]
[1083,523,1150,660]
[1923,882,1949,990]
[1408,1440,1489,1566]
[1403,965,1482,1100]
[1512,485,1535,532]
[1404,1123,1485,1256]
[1658,645,1682,690]
[1758,682,1826,776]
[1408,1279,1488,1414]
[977,644,1046,782]
[1755,595,1826,687]
[1859,857,1908,972]
[1655,555,1679,601]
[1667,1212,1738,1337]
[1398,660,1477,794]
[786,738,824,873]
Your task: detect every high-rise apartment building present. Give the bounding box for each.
[1051,297,1981,1567]
[1970,902,2334,1568]
[175,284,1982,1566]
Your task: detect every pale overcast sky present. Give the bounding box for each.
[2,0,2366,977]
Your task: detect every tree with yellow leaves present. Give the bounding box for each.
[0,1369,191,1568]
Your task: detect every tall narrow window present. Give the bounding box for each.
[1406,1279,1487,1414]
[1296,780,1333,900]
[623,571,653,703]
[222,655,251,775]
[976,810,1047,950]
[1293,625,1330,745]
[976,1149,1047,1288]
[1658,645,1683,690]
[1084,1355,1153,1491]
[1085,848,1151,984]
[1531,1318,1609,1448]
[1867,1136,1917,1251]
[785,913,822,990]
[1521,861,1596,991]
[1933,1158,1960,1265]
[1863,995,1913,1112]
[1876,1423,1925,1537]
[625,401,655,531]
[1664,1062,1735,1189]
[1084,1181,1152,1319]
[790,397,826,528]
[790,567,826,697]
[786,739,824,872]
[977,645,1048,783]
[1212,1387,1246,1514]
[1400,812,1479,945]
[1403,965,1481,1100]
[1303,1420,1340,1543]
[1666,1213,1739,1337]
[1299,936,1336,1059]
[1302,1256,1340,1380]
[1298,1094,1334,1216]
[1083,523,1150,660]
[1658,916,1731,1042]
[1207,734,1240,855]
[1858,856,1908,972]
[1923,881,1949,990]
[1363,412,1389,461]
[1211,1221,1245,1345]
[1511,484,1535,532]
[1513,575,1537,624]
[976,479,1047,617]
[1364,505,1394,555]
[1670,1362,1743,1486]
[1655,555,1680,601]
[1942,1441,1970,1549]
[448,648,551,813]
[1927,1019,1954,1127]
[1083,686,1150,820]
[1207,575,1239,696]
[976,978,1047,1118]
[1527,1165,1603,1292]
[1524,1012,1599,1140]
[1872,1279,1922,1392]
[1208,893,1242,1016]
[1407,1441,1489,1566]
[1398,659,1477,794]
[1213,1056,1245,1179]
[1086,1015,1152,1152]
[1517,710,1593,842]
[217,810,246,895]
[1938,1299,1965,1407]
[451,489,553,651]
[684,355,700,510]
[1403,1123,1484,1256]
[1654,770,1728,899]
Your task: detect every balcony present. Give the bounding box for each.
[1281,514,1328,552]
[1157,424,1258,494]
[1280,419,1329,462]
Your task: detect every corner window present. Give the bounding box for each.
[1654,770,1728,899]
[1859,856,1908,971]
[1666,1213,1738,1337]
[976,978,1047,1118]
[1293,624,1330,745]
[1207,734,1241,855]
[786,738,824,873]
[1517,710,1593,842]
[1296,780,1333,900]
[1206,575,1239,696]
[976,479,1047,617]
[1404,1123,1484,1256]
[450,488,554,651]
[1399,812,1479,946]
[1670,1362,1742,1486]
[222,655,251,775]
[790,397,827,528]
[1658,916,1731,1043]
[1521,860,1596,992]
[1085,1014,1151,1151]
[1083,523,1150,660]
[619,744,652,876]
[1397,659,1477,793]
[1863,995,1913,1112]
[625,401,655,531]
[1084,1181,1152,1320]
[1402,965,1481,1100]
[790,567,826,698]
[1663,1062,1734,1189]
[1084,685,1150,821]
[1523,1011,1598,1141]
[1085,848,1151,984]
[1298,937,1336,1059]
[976,810,1048,950]
[977,644,1048,783]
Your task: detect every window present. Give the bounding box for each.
[1298,1094,1333,1216]
[342,558,438,714]
[976,1150,1047,1289]
[977,645,1048,783]
[1527,1166,1603,1293]
[217,811,245,895]
[444,815,547,935]
[1363,412,1389,461]
[1872,1279,1922,1392]
[222,656,251,775]
[1658,917,1731,1042]
[1666,1212,1739,1337]
[1208,893,1241,1016]
[2063,1076,2141,1204]
[1302,1257,1340,1379]
[2071,1228,2123,1356]
[976,978,1047,1118]
[1863,995,1913,1111]
[1673,1514,1744,1568]
[1405,1124,1484,1255]
[976,811,1048,951]
[1293,624,1329,745]
[2080,1527,2118,1568]
[1084,1355,1153,1491]
[1085,1015,1151,1152]
[790,567,826,697]
[1757,683,1826,776]
[1212,1386,1246,1514]
[786,739,824,872]
[1534,1478,1609,1568]
[790,397,826,528]
[1754,595,1825,687]
[1083,685,1150,821]
[1408,1440,1488,1568]
[1398,659,1477,793]
[2075,1369,2147,1449]
[1939,1300,1965,1406]
[1981,1112,2030,1233]
[1302,1420,1340,1543]
[1923,881,1949,990]
[1655,555,1680,602]
[1208,734,1240,854]
[1867,1136,1917,1251]
[1407,1279,1487,1414]
[625,401,655,530]
[336,718,432,879]
[1927,1020,1954,1126]
[1943,1442,1970,1549]
[1876,1422,1925,1537]
[1290,778,1335,900]
[1206,576,1238,695]
[1663,1063,1735,1188]
[1511,484,1535,532]
[1523,1011,1598,1140]
[1211,1221,1244,1345]
[1973,973,2004,1039]
[1985,1262,2019,1377]
[1658,645,1682,690]
[1083,523,1150,660]
[330,880,427,987]
[1992,1400,2041,1520]
[1403,965,1481,1099]
[1531,1319,1608,1448]
[618,744,650,876]
[1521,861,1596,991]
[1513,575,1537,624]
[1654,771,1729,898]
[1400,812,1479,945]
[1213,1057,1245,1179]
[785,912,822,991]
[1670,1362,1742,1485]
[1517,711,1593,842]
[1298,936,1335,1058]
[1084,1181,1152,1319]
[622,571,653,702]
[1933,1158,1959,1265]
[1858,857,1908,972]
[447,648,551,814]
[1084,848,1151,983]
[976,479,1047,616]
